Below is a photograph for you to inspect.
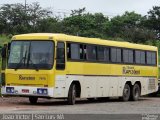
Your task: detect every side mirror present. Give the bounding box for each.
[1,45,7,58]
[1,43,10,58]
[8,42,11,51]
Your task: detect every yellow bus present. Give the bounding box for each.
[1,33,158,105]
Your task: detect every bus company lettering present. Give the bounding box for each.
[123,66,140,75]
[19,75,35,80]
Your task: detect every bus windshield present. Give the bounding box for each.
[8,41,54,70]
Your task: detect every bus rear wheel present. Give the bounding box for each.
[29,96,38,104]
[131,84,140,101]
[121,84,130,101]
[68,84,76,105]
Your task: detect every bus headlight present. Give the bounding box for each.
[38,89,42,94]
[6,87,14,93]
[43,89,47,94]
[11,88,14,93]
[37,88,48,95]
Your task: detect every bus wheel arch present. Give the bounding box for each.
[68,81,81,105]
[121,81,132,101]
[126,81,133,91]
[70,81,81,97]
[130,81,141,101]
[135,81,141,94]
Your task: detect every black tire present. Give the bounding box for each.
[131,84,141,101]
[29,96,38,104]
[121,84,130,101]
[68,84,76,105]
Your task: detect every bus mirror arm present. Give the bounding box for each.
[1,46,7,58]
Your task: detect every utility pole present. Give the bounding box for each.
[24,0,27,26]
[25,0,27,11]
[52,0,54,17]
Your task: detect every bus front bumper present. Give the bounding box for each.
[1,86,54,98]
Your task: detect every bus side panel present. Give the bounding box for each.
[53,75,157,98]
[53,75,66,97]
[97,77,110,97]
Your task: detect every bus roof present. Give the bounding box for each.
[13,33,157,51]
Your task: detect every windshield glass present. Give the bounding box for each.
[8,41,54,70]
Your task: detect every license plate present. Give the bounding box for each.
[22,89,29,93]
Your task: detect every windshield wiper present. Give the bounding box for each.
[15,50,27,70]
[28,59,39,71]
[15,57,26,70]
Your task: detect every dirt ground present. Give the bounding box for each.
[0,96,160,114]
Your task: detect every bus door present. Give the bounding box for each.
[55,41,66,97]
[56,42,65,70]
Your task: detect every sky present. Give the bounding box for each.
[0,0,160,17]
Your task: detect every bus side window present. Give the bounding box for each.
[151,52,156,65]
[105,47,110,62]
[111,48,122,63]
[83,45,87,60]
[86,45,97,61]
[67,43,71,59]
[80,44,83,60]
[135,50,141,64]
[56,42,65,70]
[146,51,156,65]
[70,43,80,60]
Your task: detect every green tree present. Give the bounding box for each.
[0,2,52,34]
[62,8,109,38]
[36,17,62,33]
[0,3,26,34]
[0,3,158,45]
[108,11,155,43]
[145,6,160,38]
[27,2,52,32]
[109,12,142,36]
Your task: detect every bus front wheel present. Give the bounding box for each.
[131,84,141,101]
[121,84,130,101]
[68,84,76,105]
[29,96,38,104]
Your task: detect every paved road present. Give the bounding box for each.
[0,97,160,120]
